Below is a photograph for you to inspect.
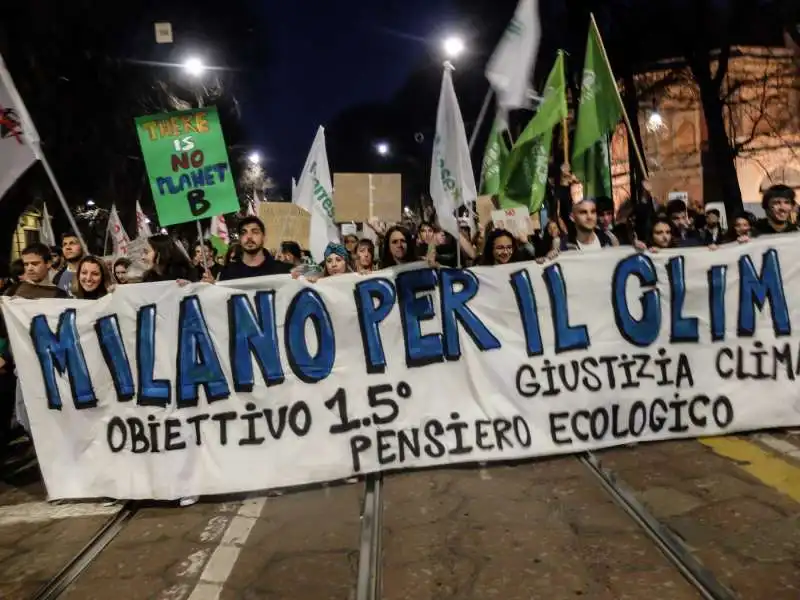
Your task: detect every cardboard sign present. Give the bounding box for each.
[491,207,530,237]
[476,195,499,229]
[135,107,239,227]
[258,202,310,252]
[333,173,401,223]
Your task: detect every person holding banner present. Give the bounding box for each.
[321,243,353,277]
[755,184,797,236]
[560,199,619,252]
[70,256,112,300]
[0,244,68,452]
[480,229,528,266]
[218,217,292,281]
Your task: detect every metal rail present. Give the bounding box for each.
[355,474,383,600]
[30,501,139,600]
[580,453,738,600]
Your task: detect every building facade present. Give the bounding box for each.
[612,46,800,213]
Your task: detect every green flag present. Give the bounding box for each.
[571,19,624,199]
[480,119,509,196]
[501,52,568,213]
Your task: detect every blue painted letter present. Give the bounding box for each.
[440,269,500,360]
[30,309,95,410]
[285,288,336,383]
[229,292,284,392]
[738,250,791,337]
[396,268,444,367]
[543,264,590,353]
[612,254,661,347]
[354,278,396,374]
[177,296,230,407]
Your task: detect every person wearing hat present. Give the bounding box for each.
[322,242,353,277]
[754,184,797,235]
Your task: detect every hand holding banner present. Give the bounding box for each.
[5,238,800,500]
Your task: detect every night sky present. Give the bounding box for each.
[242,0,457,183]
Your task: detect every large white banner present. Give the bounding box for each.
[4,237,800,500]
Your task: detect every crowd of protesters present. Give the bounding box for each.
[0,176,796,506]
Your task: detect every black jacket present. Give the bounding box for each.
[218,250,292,281]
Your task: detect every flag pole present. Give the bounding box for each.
[468,88,494,152]
[38,153,89,254]
[558,51,570,165]
[588,13,649,179]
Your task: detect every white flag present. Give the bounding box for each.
[40,203,55,247]
[431,65,477,242]
[210,214,229,244]
[135,200,152,238]
[246,197,257,217]
[0,53,39,201]
[293,126,340,261]
[485,0,541,111]
[108,204,131,256]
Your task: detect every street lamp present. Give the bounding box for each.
[183,57,206,77]
[647,111,665,133]
[248,152,261,165]
[442,36,465,59]
[86,199,95,207]
[375,142,390,157]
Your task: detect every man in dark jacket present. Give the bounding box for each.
[217,217,292,281]
[754,184,797,236]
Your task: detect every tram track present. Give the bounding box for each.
[580,452,737,600]
[29,451,747,600]
[29,501,140,600]
[355,454,743,600]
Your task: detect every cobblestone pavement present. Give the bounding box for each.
[0,434,798,599]
[595,438,800,599]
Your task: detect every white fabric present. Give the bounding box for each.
[0,53,39,200]
[210,214,229,244]
[40,203,56,247]
[135,200,152,238]
[485,0,541,111]
[293,126,340,260]
[107,204,131,256]
[4,237,800,500]
[431,65,477,242]
[577,235,602,252]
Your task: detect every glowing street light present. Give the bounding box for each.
[86,199,95,207]
[442,36,465,59]
[248,152,261,165]
[183,57,206,77]
[375,142,390,156]
[647,111,665,133]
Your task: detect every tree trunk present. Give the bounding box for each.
[689,46,744,218]
[621,70,645,207]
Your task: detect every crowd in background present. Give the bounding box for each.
[0,177,796,505]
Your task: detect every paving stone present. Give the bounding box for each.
[638,486,705,517]
[220,484,361,600]
[381,464,698,600]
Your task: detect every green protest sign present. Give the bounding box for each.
[135,107,239,226]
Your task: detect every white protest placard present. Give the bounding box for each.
[4,237,800,500]
[491,207,530,238]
